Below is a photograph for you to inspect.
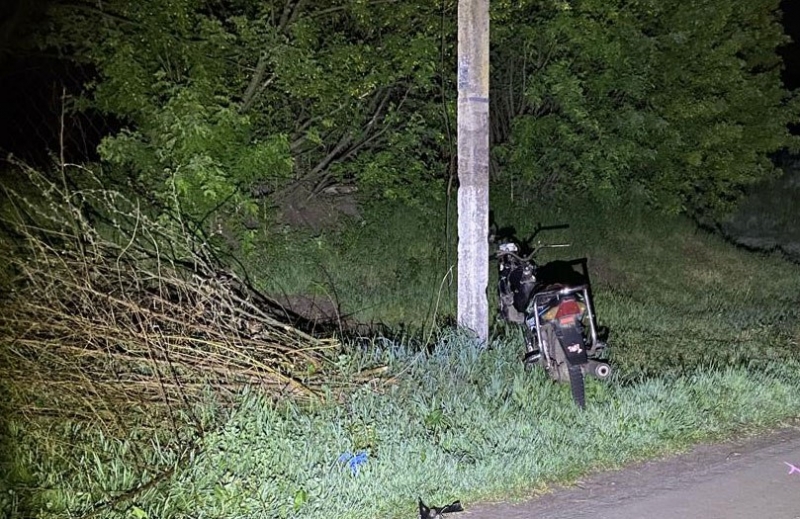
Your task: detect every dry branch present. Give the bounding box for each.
[0,163,341,428]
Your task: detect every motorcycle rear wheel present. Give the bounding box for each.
[540,323,587,408]
[567,364,586,409]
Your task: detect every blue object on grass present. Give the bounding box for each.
[337,450,368,476]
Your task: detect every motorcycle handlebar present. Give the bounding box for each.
[497,242,571,262]
[496,250,529,262]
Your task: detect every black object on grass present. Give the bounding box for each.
[418,497,464,518]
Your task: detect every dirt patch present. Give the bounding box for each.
[270,293,388,337]
[275,294,343,324]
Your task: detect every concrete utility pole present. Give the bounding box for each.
[457,0,490,343]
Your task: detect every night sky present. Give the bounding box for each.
[1,1,799,164]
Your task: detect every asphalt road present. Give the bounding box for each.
[465,424,800,519]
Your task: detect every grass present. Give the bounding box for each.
[248,199,458,329]
[2,189,800,518]
[3,335,800,519]
[249,190,800,379]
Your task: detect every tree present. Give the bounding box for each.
[20,0,798,235]
[490,0,798,215]
[31,0,454,231]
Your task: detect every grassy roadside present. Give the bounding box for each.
[2,196,800,518]
[3,337,799,519]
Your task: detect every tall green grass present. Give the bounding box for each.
[3,195,800,519]
[248,199,458,329]
[249,193,800,378]
[4,334,800,519]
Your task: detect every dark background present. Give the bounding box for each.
[780,0,800,91]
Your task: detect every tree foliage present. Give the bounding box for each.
[491,0,799,214]
[25,0,800,226]
[34,0,453,226]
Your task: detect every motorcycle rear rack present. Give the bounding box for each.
[528,284,603,356]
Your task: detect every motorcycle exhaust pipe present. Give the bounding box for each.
[587,360,612,380]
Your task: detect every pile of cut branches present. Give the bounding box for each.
[0,163,339,426]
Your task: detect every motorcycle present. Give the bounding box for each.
[496,224,611,408]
